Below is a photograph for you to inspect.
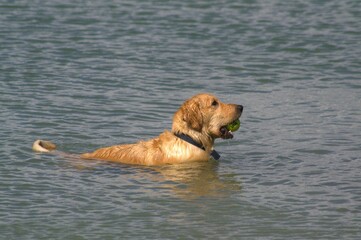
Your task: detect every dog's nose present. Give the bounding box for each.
[237,105,243,113]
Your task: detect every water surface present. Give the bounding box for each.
[1,0,360,239]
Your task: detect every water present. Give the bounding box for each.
[1,0,360,239]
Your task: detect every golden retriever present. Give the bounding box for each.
[32,93,243,166]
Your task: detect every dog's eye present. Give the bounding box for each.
[211,100,218,107]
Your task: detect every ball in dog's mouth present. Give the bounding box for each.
[220,119,241,139]
[226,119,240,132]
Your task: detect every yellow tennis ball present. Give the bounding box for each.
[226,119,241,132]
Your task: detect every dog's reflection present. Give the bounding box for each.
[70,158,241,199]
[149,160,242,199]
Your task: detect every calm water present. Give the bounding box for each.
[1,0,361,239]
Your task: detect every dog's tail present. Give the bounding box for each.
[32,140,57,153]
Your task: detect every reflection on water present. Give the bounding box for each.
[152,160,242,199]
[69,157,242,200]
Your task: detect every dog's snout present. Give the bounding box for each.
[237,105,243,113]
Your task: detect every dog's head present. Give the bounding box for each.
[172,93,243,140]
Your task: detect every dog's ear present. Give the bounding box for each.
[182,100,203,132]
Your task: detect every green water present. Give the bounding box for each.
[1,0,360,239]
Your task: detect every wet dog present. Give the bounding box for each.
[33,93,243,165]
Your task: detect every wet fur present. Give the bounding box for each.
[33,93,242,166]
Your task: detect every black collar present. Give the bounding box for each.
[174,133,220,160]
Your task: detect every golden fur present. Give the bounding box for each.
[33,93,243,166]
